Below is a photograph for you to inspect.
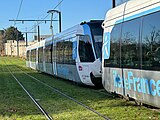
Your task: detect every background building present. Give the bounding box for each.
[4,40,35,58]
[4,35,51,58]
[33,35,52,42]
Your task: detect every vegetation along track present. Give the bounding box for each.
[0,58,46,120]
[3,61,53,120]
[0,57,160,120]
[5,58,110,120]
[6,58,110,120]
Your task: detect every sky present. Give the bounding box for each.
[0,0,112,41]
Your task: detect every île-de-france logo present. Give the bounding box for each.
[103,32,110,59]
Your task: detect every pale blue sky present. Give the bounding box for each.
[0,0,111,40]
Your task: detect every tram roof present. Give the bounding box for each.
[103,0,160,28]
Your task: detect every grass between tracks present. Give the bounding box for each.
[0,56,160,120]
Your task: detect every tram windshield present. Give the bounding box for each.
[88,22,103,60]
[78,35,95,62]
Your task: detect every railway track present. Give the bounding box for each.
[5,58,111,120]
[4,60,53,120]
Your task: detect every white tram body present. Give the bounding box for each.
[102,0,160,107]
[26,40,45,70]
[27,20,103,86]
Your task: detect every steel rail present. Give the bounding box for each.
[4,62,53,120]
[15,65,111,120]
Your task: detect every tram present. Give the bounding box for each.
[27,20,103,86]
[102,0,160,107]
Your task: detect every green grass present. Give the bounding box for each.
[0,56,160,120]
[0,57,45,120]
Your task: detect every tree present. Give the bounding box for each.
[4,26,24,42]
[0,30,5,43]
[0,30,5,55]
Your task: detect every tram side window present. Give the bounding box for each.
[68,39,75,64]
[45,45,52,63]
[142,12,160,71]
[68,40,72,64]
[79,35,95,62]
[57,42,64,64]
[56,39,76,64]
[38,47,43,63]
[121,18,141,69]
[63,41,69,64]
[26,50,30,61]
[31,49,36,62]
[104,25,121,67]
[56,41,64,64]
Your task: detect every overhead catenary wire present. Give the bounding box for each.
[14,0,24,26]
[41,0,63,21]
[29,0,64,32]
[13,0,24,57]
